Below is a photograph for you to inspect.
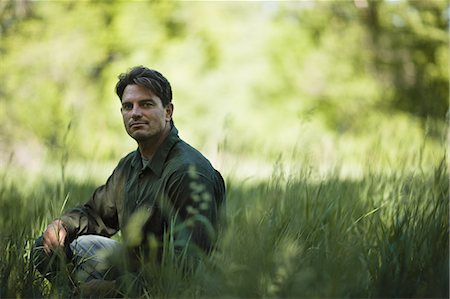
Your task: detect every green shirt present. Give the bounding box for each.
[60,126,226,251]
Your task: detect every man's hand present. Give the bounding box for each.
[42,219,67,254]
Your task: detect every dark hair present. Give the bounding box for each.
[116,66,172,107]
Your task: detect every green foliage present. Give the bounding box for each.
[0,1,447,162]
[361,0,449,120]
[211,157,448,298]
[0,2,448,297]
[0,152,447,298]
[261,1,448,134]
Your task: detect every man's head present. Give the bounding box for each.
[117,66,174,145]
[116,66,172,107]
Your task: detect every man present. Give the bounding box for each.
[33,66,226,294]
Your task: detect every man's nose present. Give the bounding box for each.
[131,105,142,118]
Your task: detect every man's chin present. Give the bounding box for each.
[129,131,154,142]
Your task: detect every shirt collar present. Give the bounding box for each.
[131,125,181,177]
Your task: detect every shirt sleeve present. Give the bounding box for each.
[59,163,126,242]
[163,165,225,252]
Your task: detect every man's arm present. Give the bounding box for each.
[164,166,225,252]
[42,163,126,253]
[61,167,125,240]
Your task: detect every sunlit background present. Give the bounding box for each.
[0,2,448,298]
[0,0,448,182]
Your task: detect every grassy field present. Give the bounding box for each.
[0,138,448,298]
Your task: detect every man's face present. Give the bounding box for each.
[121,84,173,143]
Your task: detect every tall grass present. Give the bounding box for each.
[207,157,448,298]
[0,152,447,298]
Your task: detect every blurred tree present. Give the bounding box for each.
[260,1,380,134]
[0,0,447,164]
[360,0,448,120]
[0,0,33,36]
[262,0,448,136]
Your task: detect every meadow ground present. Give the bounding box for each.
[0,139,448,298]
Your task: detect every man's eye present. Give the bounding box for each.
[142,102,153,108]
[122,104,132,110]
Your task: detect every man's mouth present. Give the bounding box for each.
[130,122,147,128]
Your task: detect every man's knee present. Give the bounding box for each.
[32,234,120,283]
[70,235,118,257]
[69,235,120,282]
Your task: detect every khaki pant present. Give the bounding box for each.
[32,234,120,283]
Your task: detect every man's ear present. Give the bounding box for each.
[165,103,174,121]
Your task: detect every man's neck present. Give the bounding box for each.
[138,124,171,161]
